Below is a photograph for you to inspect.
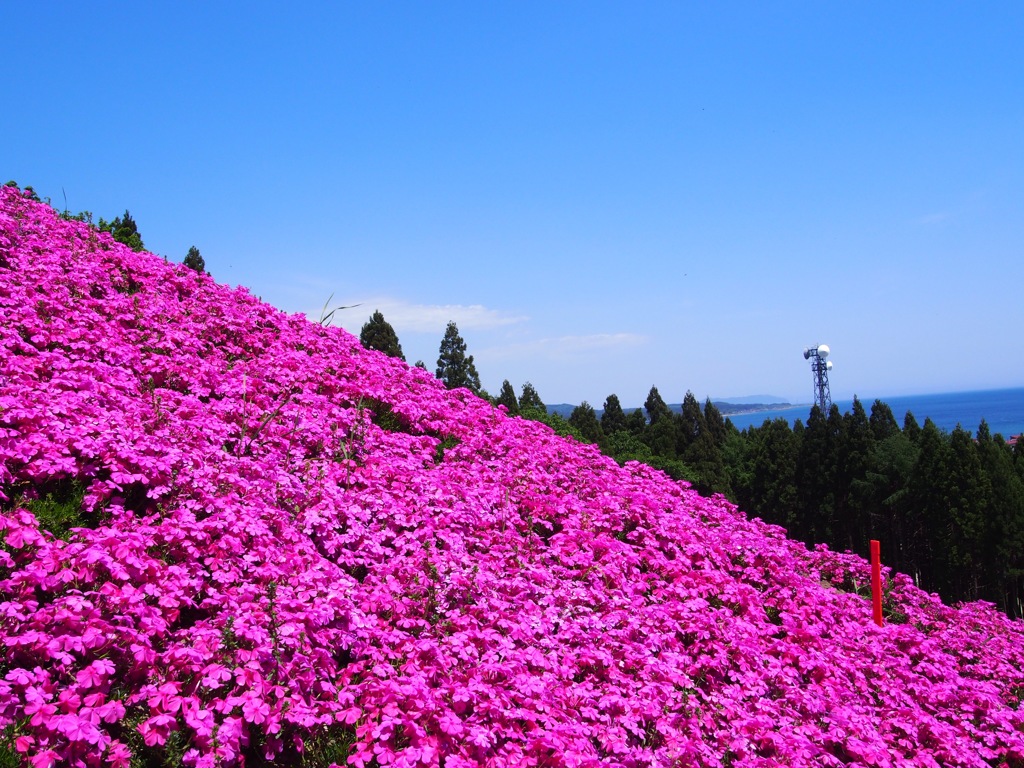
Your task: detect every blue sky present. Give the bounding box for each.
[5,3,1023,407]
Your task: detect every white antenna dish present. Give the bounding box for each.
[817,344,830,359]
[826,360,833,370]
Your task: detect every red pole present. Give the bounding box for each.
[870,539,883,627]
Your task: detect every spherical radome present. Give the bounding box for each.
[817,344,830,358]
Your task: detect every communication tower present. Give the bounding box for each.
[803,344,833,412]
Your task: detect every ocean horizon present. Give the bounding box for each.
[726,387,1024,439]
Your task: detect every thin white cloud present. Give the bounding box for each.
[481,333,648,361]
[308,297,528,334]
[914,211,953,226]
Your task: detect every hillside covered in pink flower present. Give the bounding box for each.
[1,185,1023,767]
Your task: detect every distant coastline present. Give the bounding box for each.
[726,387,1024,438]
[546,388,1024,440]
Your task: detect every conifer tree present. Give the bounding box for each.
[518,382,545,414]
[644,386,672,425]
[903,411,922,442]
[703,399,729,447]
[183,246,206,274]
[744,418,800,531]
[907,418,950,590]
[497,380,520,416]
[869,399,900,441]
[677,391,706,455]
[835,396,873,553]
[975,421,1024,615]
[99,210,144,251]
[569,401,605,446]
[944,425,989,600]
[794,405,837,546]
[360,310,406,361]
[435,321,481,393]
[600,394,627,435]
[624,407,647,437]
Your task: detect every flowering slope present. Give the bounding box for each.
[1,187,1023,768]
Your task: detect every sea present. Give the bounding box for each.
[725,387,1024,440]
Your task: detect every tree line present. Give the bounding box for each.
[362,309,1024,618]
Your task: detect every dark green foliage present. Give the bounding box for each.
[606,430,653,465]
[360,310,405,361]
[676,395,730,496]
[703,399,729,446]
[905,418,950,587]
[434,435,462,464]
[23,480,88,540]
[976,422,1024,615]
[624,407,647,436]
[99,209,145,251]
[496,380,520,416]
[941,425,989,597]
[361,397,413,434]
[414,360,427,370]
[600,394,627,435]
[518,381,545,413]
[183,245,206,275]
[834,397,873,552]
[902,411,921,441]
[568,401,605,446]
[869,399,900,441]
[643,415,678,459]
[644,386,672,425]
[527,409,583,441]
[435,322,481,394]
[0,731,17,768]
[676,392,705,455]
[4,181,40,202]
[738,419,800,531]
[645,455,699,483]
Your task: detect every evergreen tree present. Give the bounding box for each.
[360,310,406,361]
[518,382,545,414]
[903,411,922,442]
[907,418,951,590]
[643,415,678,459]
[569,401,605,446]
[624,407,647,437]
[99,210,144,251]
[861,430,918,580]
[606,430,653,465]
[496,380,520,416]
[678,394,729,496]
[676,391,706,456]
[414,360,427,370]
[869,399,900,441]
[644,386,672,425]
[703,399,729,447]
[794,406,838,545]
[183,246,206,274]
[600,394,628,435]
[943,425,989,601]
[835,396,873,553]
[685,429,730,496]
[435,322,481,393]
[742,418,800,532]
[975,421,1024,616]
